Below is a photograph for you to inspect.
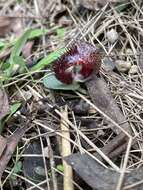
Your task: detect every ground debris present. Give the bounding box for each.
[0,16,13,37]
[65,153,143,190]
[86,74,131,134]
[75,0,129,10]
[0,124,28,179]
[0,136,7,157]
[0,89,9,120]
[23,141,46,189]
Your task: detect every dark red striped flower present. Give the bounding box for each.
[53,41,101,84]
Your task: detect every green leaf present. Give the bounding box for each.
[1,61,10,71]
[30,48,66,71]
[6,102,21,121]
[0,41,5,49]
[0,102,21,133]
[5,29,33,77]
[4,56,26,77]
[115,3,129,12]
[56,28,66,39]
[56,164,64,172]
[13,161,22,174]
[10,102,21,115]
[5,102,21,121]
[10,29,32,64]
[5,28,50,77]
[11,161,22,180]
[28,28,48,39]
[43,73,80,90]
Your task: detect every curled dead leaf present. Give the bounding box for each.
[0,16,13,37]
[0,136,7,157]
[22,41,34,59]
[0,89,9,119]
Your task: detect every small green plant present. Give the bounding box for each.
[56,164,64,172]
[10,161,22,180]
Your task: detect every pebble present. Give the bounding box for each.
[34,166,46,177]
[73,99,90,115]
[126,48,133,55]
[20,89,32,100]
[102,57,115,71]
[106,29,118,44]
[129,65,138,74]
[115,60,131,72]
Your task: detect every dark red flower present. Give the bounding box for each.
[53,41,101,84]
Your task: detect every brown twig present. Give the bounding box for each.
[60,105,74,190]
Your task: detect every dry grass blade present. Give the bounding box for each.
[124,179,143,190]
[60,105,74,190]
[116,138,132,190]
[46,137,58,190]
[33,120,109,169]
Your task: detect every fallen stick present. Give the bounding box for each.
[60,105,74,190]
[84,73,133,160]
